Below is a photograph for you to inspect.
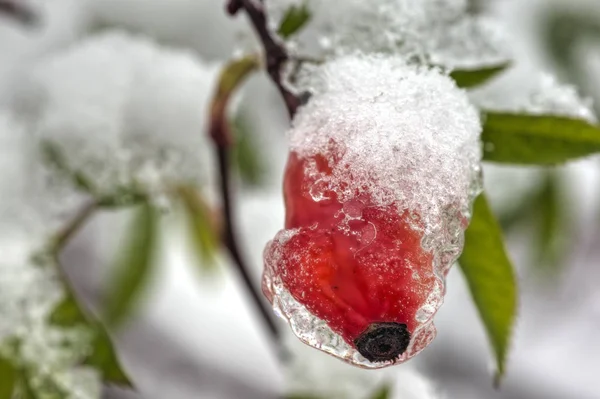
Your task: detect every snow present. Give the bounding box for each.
[267,0,508,69]
[15,30,218,200]
[471,73,597,122]
[290,54,482,221]
[0,230,101,399]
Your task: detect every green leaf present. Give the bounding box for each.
[532,173,568,275]
[18,375,38,399]
[277,2,312,38]
[178,186,220,272]
[370,385,391,399]
[450,63,510,88]
[49,294,133,387]
[231,112,267,187]
[49,296,86,327]
[482,112,600,165]
[458,194,517,386]
[0,356,17,399]
[84,329,132,387]
[104,201,158,328]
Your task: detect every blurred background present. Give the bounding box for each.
[2,0,600,398]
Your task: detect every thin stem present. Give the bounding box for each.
[52,199,98,251]
[227,0,300,118]
[208,57,280,343]
[216,146,279,341]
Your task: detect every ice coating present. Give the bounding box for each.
[267,0,508,69]
[263,55,482,367]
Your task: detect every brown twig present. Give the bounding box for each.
[52,199,98,251]
[0,0,38,26]
[208,56,280,343]
[226,0,300,118]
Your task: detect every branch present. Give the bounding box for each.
[226,0,300,118]
[51,199,98,251]
[209,56,281,343]
[0,0,38,26]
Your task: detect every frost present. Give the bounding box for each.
[264,54,482,367]
[15,30,217,199]
[471,73,597,123]
[267,0,508,69]
[0,231,101,399]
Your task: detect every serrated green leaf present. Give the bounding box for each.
[370,385,391,399]
[0,356,17,399]
[277,2,312,38]
[231,112,267,187]
[178,186,220,272]
[459,194,517,386]
[104,201,157,328]
[482,112,600,165]
[450,63,510,88]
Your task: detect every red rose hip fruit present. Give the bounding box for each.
[263,56,482,368]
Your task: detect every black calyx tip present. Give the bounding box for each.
[354,322,411,363]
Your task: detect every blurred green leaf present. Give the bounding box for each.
[104,201,157,328]
[49,293,133,387]
[542,11,600,115]
[277,2,312,38]
[41,141,95,193]
[49,295,85,327]
[18,375,38,399]
[231,112,267,187]
[0,356,16,399]
[286,395,323,399]
[482,112,600,164]
[370,385,391,399]
[450,63,510,88]
[459,194,517,386]
[178,186,220,272]
[84,328,132,386]
[532,173,568,275]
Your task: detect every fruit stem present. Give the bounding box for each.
[216,146,281,343]
[226,0,301,119]
[208,57,281,348]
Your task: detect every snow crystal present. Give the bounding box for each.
[267,0,508,69]
[471,73,597,123]
[16,30,218,199]
[264,54,482,368]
